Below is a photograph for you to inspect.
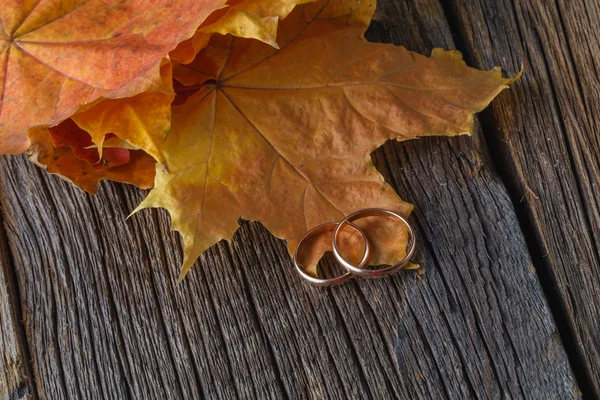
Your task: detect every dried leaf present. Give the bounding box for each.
[70,60,175,165]
[134,0,515,278]
[171,0,314,64]
[100,137,140,150]
[28,125,156,193]
[48,120,128,170]
[0,0,225,154]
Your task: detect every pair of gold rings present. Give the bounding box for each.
[293,208,416,287]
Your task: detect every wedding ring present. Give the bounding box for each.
[293,222,370,287]
[332,208,415,277]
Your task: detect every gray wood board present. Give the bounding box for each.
[0,212,32,399]
[0,0,581,398]
[446,0,600,394]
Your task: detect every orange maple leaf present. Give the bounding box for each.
[0,0,226,154]
[133,0,517,279]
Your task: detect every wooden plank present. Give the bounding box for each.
[0,0,580,398]
[0,212,33,400]
[445,0,600,394]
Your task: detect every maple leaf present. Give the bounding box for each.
[28,125,155,194]
[70,60,175,166]
[47,119,130,170]
[0,0,226,154]
[133,0,517,279]
[24,58,172,189]
[170,0,315,64]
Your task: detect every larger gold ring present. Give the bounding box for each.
[293,222,370,287]
[332,208,415,277]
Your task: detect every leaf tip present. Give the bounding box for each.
[507,63,524,85]
[177,260,194,283]
[127,201,148,220]
[404,262,421,270]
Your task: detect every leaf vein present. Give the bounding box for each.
[13,42,109,89]
[219,89,345,219]
[192,88,218,246]
[326,46,389,86]
[15,0,93,38]
[385,87,467,132]
[0,45,9,118]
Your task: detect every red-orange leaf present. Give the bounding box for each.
[28,126,155,193]
[0,0,226,154]
[48,120,129,170]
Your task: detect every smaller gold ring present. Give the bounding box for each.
[332,208,415,277]
[293,222,370,287]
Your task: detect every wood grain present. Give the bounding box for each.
[445,0,600,394]
[0,213,33,400]
[0,0,583,398]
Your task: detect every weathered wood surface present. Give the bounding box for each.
[0,0,592,398]
[446,0,600,394]
[0,213,31,400]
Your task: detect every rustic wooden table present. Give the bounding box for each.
[1,0,599,399]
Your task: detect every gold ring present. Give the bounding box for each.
[332,208,415,277]
[293,222,370,287]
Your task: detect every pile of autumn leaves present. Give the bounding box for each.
[0,0,514,278]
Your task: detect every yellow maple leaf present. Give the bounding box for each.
[70,60,175,166]
[135,0,517,279]
[171,0,315,64]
